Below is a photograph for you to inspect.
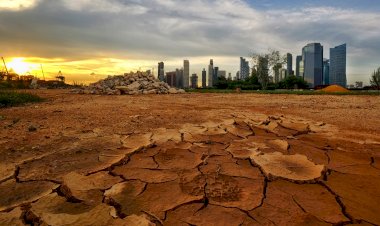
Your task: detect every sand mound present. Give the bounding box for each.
[321,85,349,93]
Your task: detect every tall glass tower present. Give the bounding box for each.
[296,55,302,77]
[287,53,293,76]
[329,44,347,87]
[302,43,323,88]
[323,59,330,86]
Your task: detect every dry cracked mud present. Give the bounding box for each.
[0,91,379,226]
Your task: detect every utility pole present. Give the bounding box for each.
[1,57,9,75]
[40,64,45,80]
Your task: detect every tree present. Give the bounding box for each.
[278,75,308,89]
[256,56,269,90]
[370,67,380,92]
[252,49,286,90]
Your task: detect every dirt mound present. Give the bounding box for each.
[321,85,349,93]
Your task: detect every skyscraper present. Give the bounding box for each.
[240,57,249,80]
[175,68,183,88]
[287,53,293,76]
[323,59,330,86]
[296,55,302,77]
[183,60,190,88]
[158,62,165,81]
[213,67,219,86]
[218,70,226,78]
[191,74,198,89]
[329,44,347,87]
[202,68,207,88]
[166,71,176,87]
[302,43,323,87]
[208,59,213,87]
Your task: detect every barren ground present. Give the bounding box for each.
[0,90,379,226]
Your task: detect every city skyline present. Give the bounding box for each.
[1,0,379,85]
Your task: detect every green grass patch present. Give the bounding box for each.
[187,89,380,96]
[0,90,43,108]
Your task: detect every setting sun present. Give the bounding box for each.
[6,58,32,75]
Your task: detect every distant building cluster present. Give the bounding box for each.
[157,58,237,89]
[157,42,348,89]
[295,43,347,88]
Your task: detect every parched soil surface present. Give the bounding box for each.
[0,90,379,226]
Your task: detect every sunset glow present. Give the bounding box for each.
[6,58,35,75]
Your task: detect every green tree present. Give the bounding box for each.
[278,75,308,89]
[256,56,269,90]
[252,49,286,90]
[370,67,380,92]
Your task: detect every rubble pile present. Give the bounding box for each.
[73,71,185,95]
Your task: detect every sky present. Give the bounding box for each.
[0,0,379,85]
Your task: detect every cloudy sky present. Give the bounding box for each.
[1,0,379,84]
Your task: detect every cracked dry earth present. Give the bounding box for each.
[1,92,380,226]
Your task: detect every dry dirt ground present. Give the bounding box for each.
[0,90,379,226]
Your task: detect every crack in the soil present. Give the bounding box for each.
[317,181,356,224]
[142,210,164,226]
[14,166,20,183]
[291,196,306,213]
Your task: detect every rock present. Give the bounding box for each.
[250,152,325,182]
[168,88,178,94]
[0,179,59,211]
[28,125,37,132]
[60,172,123,204]
[83,72,185,95]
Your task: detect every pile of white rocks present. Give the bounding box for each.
[71,71,185,95]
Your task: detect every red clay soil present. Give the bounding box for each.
[0,90,379,225]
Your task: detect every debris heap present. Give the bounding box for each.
[73,71,185,95]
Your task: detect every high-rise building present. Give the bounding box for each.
[228,73,232,80]
[191,73,198,89]
[323,59,330,86]
[213,67,219,86]
[302,43,323,87]
[183,60,190,88]
[236,71,240,80]
[287,53,293,76]
[175,68,183,88]
[208,59,213,87]
[166,71,176,87]
[202,68,207,88]
[240,57,249,80]
[329,44,347,87]
[158,62,165,81]
[280,68,287,81]
[296,55,302,77]
[218,70,226,78]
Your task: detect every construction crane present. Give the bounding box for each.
[56,70,65,82]
[1,57,9,80]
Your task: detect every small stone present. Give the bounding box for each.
[28,125,37,132]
